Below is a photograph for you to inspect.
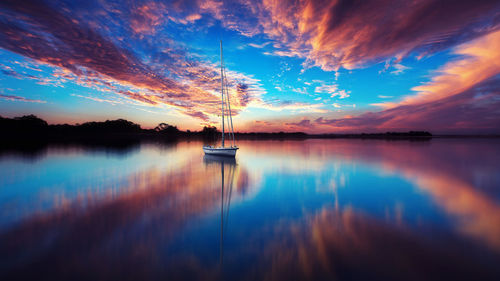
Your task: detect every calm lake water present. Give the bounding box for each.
[1,139,500,280]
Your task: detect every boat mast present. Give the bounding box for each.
[223,68,235,146]
[220,40,225,147]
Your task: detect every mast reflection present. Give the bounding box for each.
[203,155,237,269]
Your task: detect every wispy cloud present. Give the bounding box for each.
[285,118,313,129]
[378,95,394,99]
[315,83,350,99]
[192,0,499,72]
[379,29,500,108]
[293,87,309,95]
[315,84,337,94]
[390,63,411,75]
[248,42,270,49]
[0,0,265,123]
[71,94,123,105]
[253,0,500,71]
[315,76,500,133]
[0,94,46,103]
[262,30,500,134]
[1,0,499,132]
[331,90,350,99]
[250,99,327,114]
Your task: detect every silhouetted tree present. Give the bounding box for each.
[154,123,180,136]
[14,115,48,127]
[0,114,48,135]
[79,119,141,133]
[201,126,218,139]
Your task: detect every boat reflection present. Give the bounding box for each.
[203,154,237,166]
[203,155,237,268]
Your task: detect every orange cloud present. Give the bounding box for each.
[253,0,500,71]
[379,29,500,108]
[0,0,266,123]
[287,29,500,133]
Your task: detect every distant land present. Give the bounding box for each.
[1,115,498,146]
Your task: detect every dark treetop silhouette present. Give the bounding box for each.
[0,115,436,146]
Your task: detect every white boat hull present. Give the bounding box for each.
[203,146,238,157]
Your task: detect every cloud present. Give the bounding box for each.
[0,0,266,124]
[331,90,350,99]
[248,42,270,49]
[293,87,308,95]
[1,0,499,132]
[129,2,165,35]
[71,94,123,105]
[379,60,411,75]
[250,99,327,114]
[118,90,158,106]
[211,0,500,71]
[397,29,500,107]
[390,63,410,75]
[0,93,46,103]
[263,50,302,58]
[314,75,500,133]
[315,83,350,99]
[315,84,337,94]
[196,0,262,37]
[285,118,313,129]
[0,0,178,93]
[278,29,500,134]
[263,68,499,134]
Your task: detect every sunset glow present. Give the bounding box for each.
[1,0,499,133]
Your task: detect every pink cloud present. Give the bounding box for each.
[0,94,46,103]
[0,0,265,124]
[253,0,500,71]
[285,118,313,129]
[257,30,500,134]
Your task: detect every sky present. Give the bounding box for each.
[0,0,499,134]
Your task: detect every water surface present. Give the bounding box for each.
[1,139,499,280]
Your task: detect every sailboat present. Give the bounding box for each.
[203,41,238,157]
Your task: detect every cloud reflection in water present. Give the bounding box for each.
[0,139,499,280]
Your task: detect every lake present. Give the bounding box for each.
[1,139,500,280]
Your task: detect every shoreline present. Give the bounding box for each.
[2,115,499,147]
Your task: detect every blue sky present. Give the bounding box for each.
[1,0,499,133]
